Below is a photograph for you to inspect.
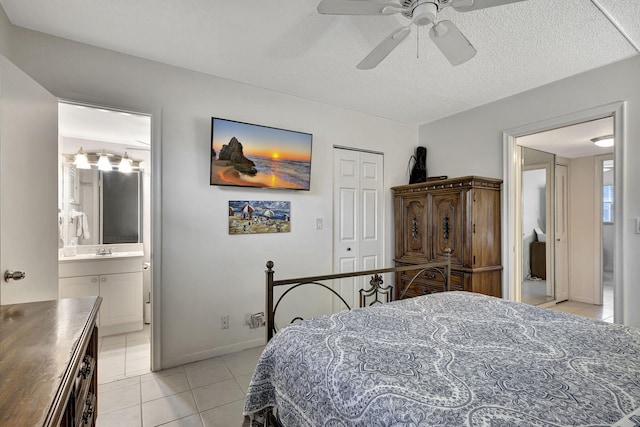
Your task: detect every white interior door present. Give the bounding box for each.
[555,164,569,302]
[333,148,383,310]
[0,56,58,305]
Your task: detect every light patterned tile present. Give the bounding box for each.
[98,383,141,414]
[99,358,126,383]
[100,345,126,361]
[234,374,253,393]
[141,372,191,402]
[140,366,185,383]
[200,399,246,427]
[158,414,204,427]
[575,305,612,320]
[223,355,260,378]
[184,359,233,389]
[99,376,141,393]
[102,334,127,346]
[127,343,151,361]
[141,391,198,427]
[192,379,245,412]
[96,404,141,427]
[127,357,151,375]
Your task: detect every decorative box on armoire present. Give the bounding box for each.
[392,176,502,299]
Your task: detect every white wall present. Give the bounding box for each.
[1,18,418,367]
[419,55,640,327]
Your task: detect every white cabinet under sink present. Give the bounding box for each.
[59,254,143,336]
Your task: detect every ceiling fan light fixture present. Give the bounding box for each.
[412,2,438,26]
[591,135,614,148]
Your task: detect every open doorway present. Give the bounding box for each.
[504,108,620,322]
[58,102,153,380]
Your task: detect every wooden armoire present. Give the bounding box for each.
[392,176,502,299]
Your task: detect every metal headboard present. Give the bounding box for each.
[265,250,451,341]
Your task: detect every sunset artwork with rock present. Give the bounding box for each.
[210,118,312,190]
[228,200,291,234]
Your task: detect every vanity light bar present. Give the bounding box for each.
[65,152,142,170]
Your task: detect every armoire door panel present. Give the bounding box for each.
[403,196,429,260]
[430,193,463,264]
[470,188,502,267]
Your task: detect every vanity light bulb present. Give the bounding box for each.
[73,148,91,170]
[97,152,113,171]
[119,153,133,173]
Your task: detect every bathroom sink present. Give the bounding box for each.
[59,251,144,261]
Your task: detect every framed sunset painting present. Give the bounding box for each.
[210,118,312,190]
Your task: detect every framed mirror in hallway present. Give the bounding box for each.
[520,148,555,306]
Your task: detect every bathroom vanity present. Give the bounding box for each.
[59,246,143,336]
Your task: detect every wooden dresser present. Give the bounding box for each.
[393,176,502,299]
[0,296,101,427]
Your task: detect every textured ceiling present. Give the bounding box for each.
[1,0,638,125]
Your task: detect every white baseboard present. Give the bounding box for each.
[161,337,266,370]
[100,320,143,337]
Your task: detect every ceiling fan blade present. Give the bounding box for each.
[451,0,526,12]
[317,0,404,16]
[357,26,411,70]
[429,20,477,66]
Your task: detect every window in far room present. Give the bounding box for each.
[603,184,614,224]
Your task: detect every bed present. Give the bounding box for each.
[244,261,640,426]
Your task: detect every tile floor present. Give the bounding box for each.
[96,289,616,427]
[97,327,263,427]
[521,278,554,306]
[547,284,614,323]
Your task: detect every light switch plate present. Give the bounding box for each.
[636,217,640,234]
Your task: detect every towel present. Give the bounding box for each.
[75,212,91,239]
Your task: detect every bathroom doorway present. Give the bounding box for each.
[58,101,154,380]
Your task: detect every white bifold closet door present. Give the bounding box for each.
[332,147,384,312]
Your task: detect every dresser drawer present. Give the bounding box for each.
[397,268,468,299]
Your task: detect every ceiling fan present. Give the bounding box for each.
[317,0,527,69]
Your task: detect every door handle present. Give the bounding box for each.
[4,270,26,282]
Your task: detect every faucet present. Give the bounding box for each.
[96,247,112,256]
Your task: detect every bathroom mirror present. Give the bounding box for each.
[61,163,142,246]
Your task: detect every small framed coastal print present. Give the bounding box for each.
[229,200,291,234]
[210,117,312,190]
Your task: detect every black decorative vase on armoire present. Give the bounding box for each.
[409,146,427,184]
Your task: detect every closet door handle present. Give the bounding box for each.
[101,277,107,282]
[91,277,98,283]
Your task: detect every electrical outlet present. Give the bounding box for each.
[221,315,229,329]
[316,218,323,230]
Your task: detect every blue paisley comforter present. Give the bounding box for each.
[244,292,640,426]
